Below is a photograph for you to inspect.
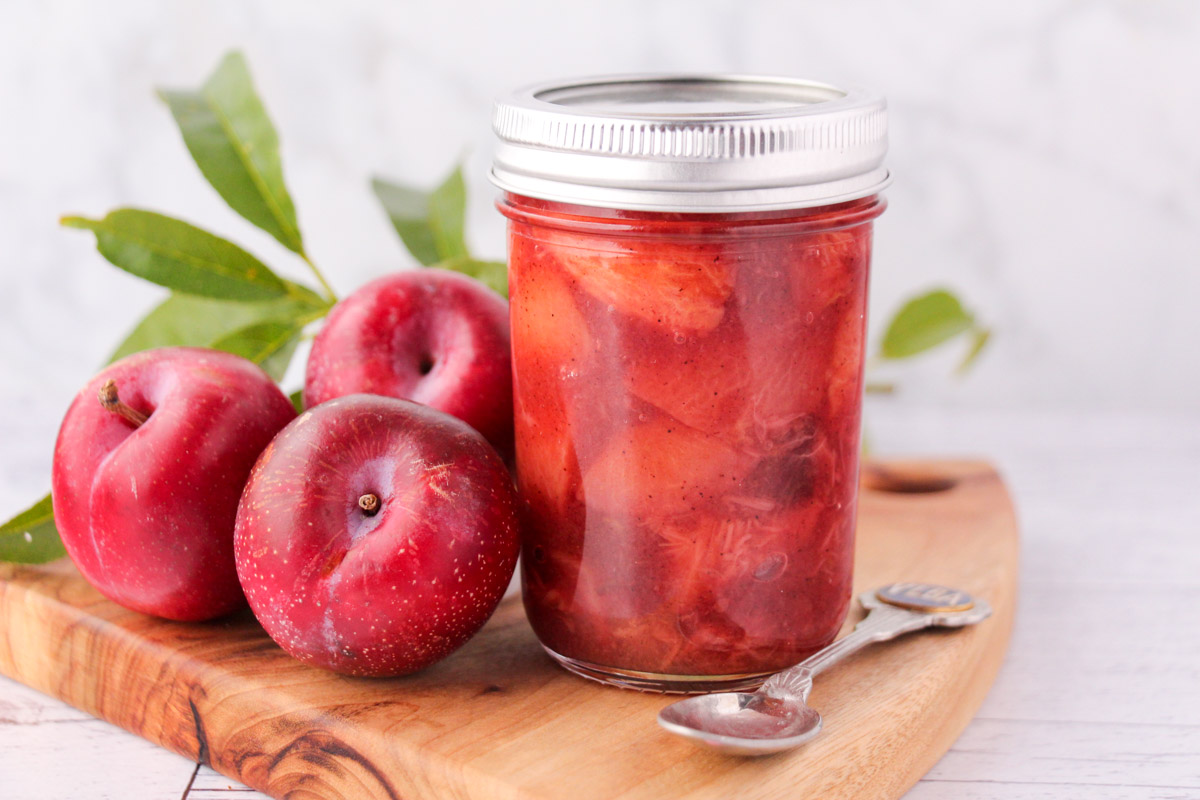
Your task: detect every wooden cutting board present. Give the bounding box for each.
[0,459,1017,800]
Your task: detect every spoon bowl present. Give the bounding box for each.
[657,692,823,756]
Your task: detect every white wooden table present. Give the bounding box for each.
[2,406,1198,799]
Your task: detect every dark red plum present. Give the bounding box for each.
[233,394,521,677]
[51,347,296,621]
[304,269,514,462]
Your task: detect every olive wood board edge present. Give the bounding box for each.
[0,458,1018,800]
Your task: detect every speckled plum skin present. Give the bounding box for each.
[50,347,297,621]
[303,268,514,462]
[233,394,521,677]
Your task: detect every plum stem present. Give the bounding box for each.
[358,493,380,517]
[98,380,148,428]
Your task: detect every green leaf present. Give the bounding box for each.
[158,51,304,254]
[956,326,992,375]
[63,209,287,301]
[111,294,256,361]
[428,167,469,262]
[279,280,328,310]
[0,494,65,564]
[880,289,975,359]
[289,389,305,414]
[109,289,325,365]
[440,256,508,298]
[372,166,469,266]
[372,178,439,264]
[211,319,308,381]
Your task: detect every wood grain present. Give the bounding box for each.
[0,459,1017,800]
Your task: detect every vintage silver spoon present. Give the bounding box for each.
[657,582,992,755]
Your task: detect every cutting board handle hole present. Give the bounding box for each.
[861,465,959,494]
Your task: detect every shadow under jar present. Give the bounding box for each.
[491,75,890,692]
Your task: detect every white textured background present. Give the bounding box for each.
[2,0,1199,506]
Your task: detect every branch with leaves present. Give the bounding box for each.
[0,51,498,563]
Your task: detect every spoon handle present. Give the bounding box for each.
[759,604,935,701]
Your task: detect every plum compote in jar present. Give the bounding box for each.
[491,75,890,692]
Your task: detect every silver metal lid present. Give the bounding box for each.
[490,74,889,213]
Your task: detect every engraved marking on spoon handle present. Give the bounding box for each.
[761,606,929,701]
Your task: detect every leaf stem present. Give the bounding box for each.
[299,251,337,303]
[955,325,992,375]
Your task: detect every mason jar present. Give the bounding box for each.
[491,75,889,692]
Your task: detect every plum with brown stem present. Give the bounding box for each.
[50,347,297,621]
[233,394,521,677]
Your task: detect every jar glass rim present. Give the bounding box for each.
[497,191,887,238]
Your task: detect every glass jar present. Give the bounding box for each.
[491,75,889,692]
